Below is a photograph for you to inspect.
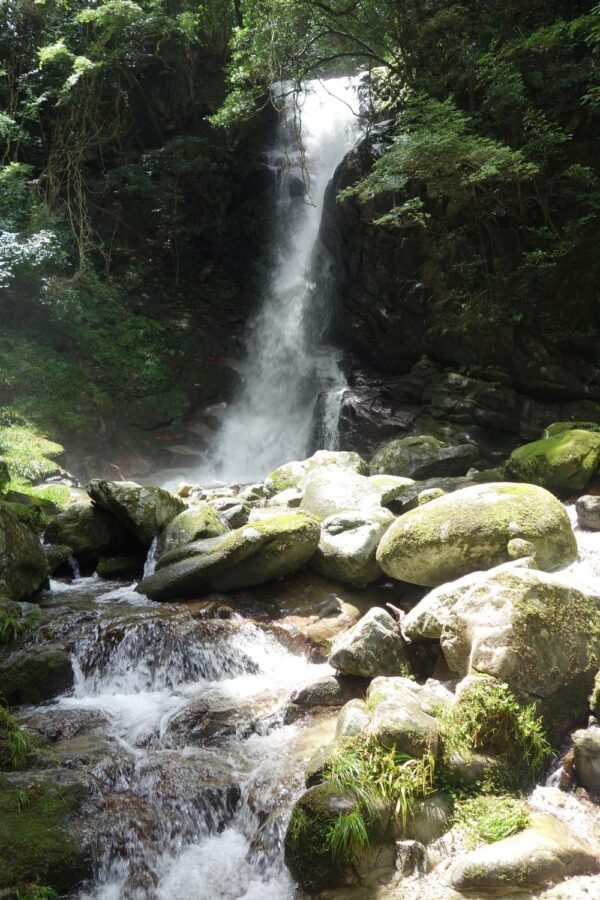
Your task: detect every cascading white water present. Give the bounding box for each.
[201,77,362,484]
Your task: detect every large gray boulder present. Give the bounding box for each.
[377,482,577,587]
[328,607,409,677]
[0,507,49,601]
[439,567,600,735]
[88,479,184,546]
[450,813,600,892]
[137,513,320,600]
[370,435,478,479]
[506,430,600,493]
[310,507,394,586]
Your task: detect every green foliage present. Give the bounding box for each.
[322,736,436,860]
[439,678,552,788]
[0,416,64,484]
[0,706,30,770]
[0,609,39,647]
[16,886,59,900]
[453,794,530,848]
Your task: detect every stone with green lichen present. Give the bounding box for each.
[0,772,91,893]
[370,434,479,479]
[506,430,600,492]
[0,648,73,705]
[450,812,600,892]
[284,781,359,890]
[0,422,65,484]
[157,502,227,556]
[88,479,184,546]
[376,482,576,587]
[310,508,394,586]
[0,507,49,601]
[439,567,600,740]
[96,555,143,580]
[300,468,383,520]
[265,450,369,496]
[0,500,48,532]
[137,513,320,600]
[367,474,415,506]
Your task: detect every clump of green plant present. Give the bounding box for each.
[0,706,30,770]
[0,608,39,646]
[16,884,58,900]
[453,794,530,848]
[322,736,436,860]
[439,678,552,788]
[0,414,64,484]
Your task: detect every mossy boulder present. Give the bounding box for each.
[376,482,576,587]
[440,567,600,740]
[544,421,600,438]
[506,430,600,493]
[137,513,320,600]
[0,500,48,532]
[370,435,479,480]
[284,781,359,890]
[0,422,65,484]
[88,479,184,546]
[43,543,73,575]
[44,500,129,563]
[157,502,227,556]
[0,773,91,894]
[0,507,49,601]
[0,648,73,705]
[310,508,394,586]
[266,450,368,496]
[450,813,600,893]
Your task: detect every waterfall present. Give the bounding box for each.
[202,77,361,484]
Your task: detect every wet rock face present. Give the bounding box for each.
[577,495,600,531]
[0,507,49,601]
[44,500,129,564]
[573,728,600,794]
[0,647,74,705]
[328,607,409,678]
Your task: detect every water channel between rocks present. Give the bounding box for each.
[15,505,600,899]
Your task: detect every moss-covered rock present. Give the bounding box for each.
[0,422,65,484]
[0,648,73,705]
[0,458,8,494]
[137,513,320,600]
[376,482,576,587]
[43,542,73,575]
[544,421,600,438]
[0,773,91,894]
[88,479,184,546]
[157,502,227,556]
[44,500,129,563]
[0,507,49,601]
[370,435,479,479]
[300,468,383,520]
[284,781,359,891]
[0,500,48,532]
[506,430,600,493]
[439,568,600,741]
[266,450,368,496]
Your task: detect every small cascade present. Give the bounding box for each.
[200,77,363,484]
[33,582,335,899]
[143,536,159,579]
[68,554,81,579]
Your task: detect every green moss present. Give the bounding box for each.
[266,468,301,493]
[0,775,90,893]
[590,670,600,717]
[0,419,64,485]
[0,501,48,532]
[0,650,73,706]
[472,466,506,483]
[12,484,72,512]
[544,422,600,438]
[506,430,600,492]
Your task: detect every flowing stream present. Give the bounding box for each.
[28,577,336,899]
[200,77,362,484]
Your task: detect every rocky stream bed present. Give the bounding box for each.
[3,428,600,898]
